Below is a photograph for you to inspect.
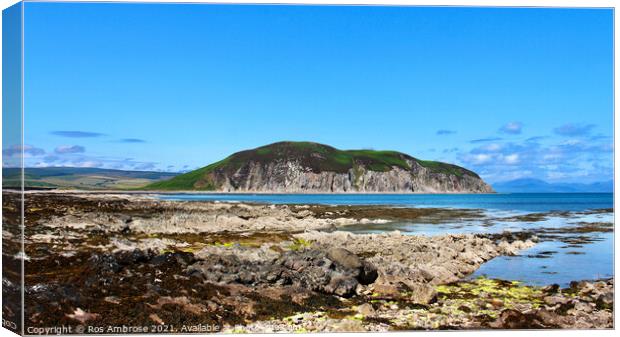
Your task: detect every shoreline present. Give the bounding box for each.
[2,191,614,330]
[10,188,502,195]
[6,187,614,195]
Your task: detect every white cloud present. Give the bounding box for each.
[504,154,520,164]
[2,145,45,158]
[471,154,492,164]
[55,145,85,154]
[73,160,101,168]
[481,143,502,152]
[499,121,523,135]
[457,133,612,184]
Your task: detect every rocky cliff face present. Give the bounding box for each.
[148,141,494,193]
[209,159,492,193]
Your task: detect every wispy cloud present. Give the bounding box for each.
[32,153,160,172]
[553,123,595,137]
[120,138,146,143]
[133,163,156,170]
[22,143,162,171]
[457,136,612,184]
[499,121,523,135]
[55,145,85,154]
[51,131,105,138]
[587,134,610,141]
[470,137,503,143]
[2,145,45,158]
[525,136,547,142]
[436,129,456,135]
[443,147,459,153]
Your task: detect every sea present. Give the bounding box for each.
[157,193,614,287]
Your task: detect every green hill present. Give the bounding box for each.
[146,141,480,191]
[2,167,178,190]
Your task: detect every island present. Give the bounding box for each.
[147,141,494,193]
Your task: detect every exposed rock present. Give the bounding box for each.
[147,141,493,193]
[596,292,613,310]
[187,247,377,298]
[296,231,535,304]
[331,319,366,332]
[327,247,378,285]
[544,295,570,306]
[490,309,555,329]
[327,248,362,270]
[14,191,612,332]
[357,303,376,316]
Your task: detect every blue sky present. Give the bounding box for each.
[15,3,613,183]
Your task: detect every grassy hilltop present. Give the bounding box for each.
[146,141,479,191]
[2,167,178,190]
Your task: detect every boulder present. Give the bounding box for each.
[327,248,362,270]
[543,295,570,306]
[356,303,375,316]
[327,247,378,285]
[187,247,377,298]
[595,292,613,310]
[407,283,437,304]
[325,275,359,297]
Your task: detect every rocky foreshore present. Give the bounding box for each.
[1,191,613,331]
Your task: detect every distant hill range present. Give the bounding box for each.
[3,166,609,193]
[492,178,613,193]
[2,167,178,190]
[146,141,493,193]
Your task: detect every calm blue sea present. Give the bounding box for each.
[156,193,614,286]
[158,193,613,213]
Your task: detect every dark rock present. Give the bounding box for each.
[186,247,377,297]
[325,275,359,297]
[458,305,472,313]
[327,248,362,270]
[490,309,552,329]
[541,284,560,294]
[327,247,377,285]
[535,308,571,327]
[359,261,378,285]
[149,252,195,266]
[569,280,588,289]
[595,292,613,310]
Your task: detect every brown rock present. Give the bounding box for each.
[407,283,437,304]
[356,303,375,316]
[149,313,164,325]
[490,298,504,308]
[544,295,570,306]
[331,319,366,332]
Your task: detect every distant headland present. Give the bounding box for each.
[146,141,494,193]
